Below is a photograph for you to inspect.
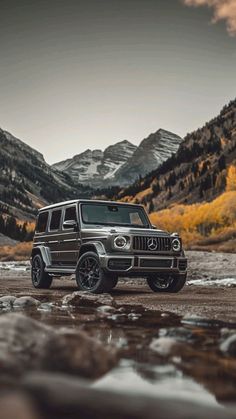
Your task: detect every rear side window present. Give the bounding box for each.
[36,212,49,233]
[49,209,62,231]
[64,206,77,223]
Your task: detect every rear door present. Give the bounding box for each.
[60,204,80,267]
[47,208,63,266]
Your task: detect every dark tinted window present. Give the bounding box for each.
[81,204,149,228]
[64,206,77,228]
[49,209,62,231]
[36,212,49,233]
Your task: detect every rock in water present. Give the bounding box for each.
[0,313,117,378]
[42,328,117,378]
[13,297,40,308]
[149,337,179,356]
[62,291,115,307]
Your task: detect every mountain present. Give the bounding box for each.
[113,129,183,186]
[114,99,236,212]
[52,140,137,187]
[53,130,182,187]
[0,129,92,222]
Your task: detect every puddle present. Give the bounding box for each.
[1,298,235,411]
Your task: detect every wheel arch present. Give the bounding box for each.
[78,241,106,259]
[31,246,51,267]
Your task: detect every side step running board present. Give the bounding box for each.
[45,267,75,274]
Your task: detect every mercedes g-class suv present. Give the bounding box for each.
[31,199,187,293]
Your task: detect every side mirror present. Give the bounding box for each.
[63,220,78,230]
[152,224,157,230]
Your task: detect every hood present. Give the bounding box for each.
[81,225,171,236]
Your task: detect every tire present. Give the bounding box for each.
[109,277,119,290]
[147,274,187,293]
[31,254,53,289]
[76,251,113,294]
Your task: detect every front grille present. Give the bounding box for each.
[108,258,132,271]
[140,259,172,268]
[178,259,187,271]
[133,236,171,252]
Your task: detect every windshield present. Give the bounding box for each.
[81,203,150,228]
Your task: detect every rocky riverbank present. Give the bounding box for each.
[0,251,236,418]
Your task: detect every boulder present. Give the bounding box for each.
[13,297,40,308]
[0,313,118,378]
[42,328,117,378]
[62,291,115,307]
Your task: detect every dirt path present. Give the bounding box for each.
[1,274,236,323]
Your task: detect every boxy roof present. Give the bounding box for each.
[39,199,143,212]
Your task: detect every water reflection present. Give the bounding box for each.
[0,299,236,410]
[93,360,221,408]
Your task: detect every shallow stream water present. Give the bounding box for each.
[0,261,236,413]
[7,297,235,412]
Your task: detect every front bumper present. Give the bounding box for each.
[99,254,187,276]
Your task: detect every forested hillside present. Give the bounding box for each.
[111,99,236,213]
[0,129,93,245]
[0,129,93,220]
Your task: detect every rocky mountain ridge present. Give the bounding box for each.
[114,129,183,186]
[53,130,182,187]
[52,140,137,186]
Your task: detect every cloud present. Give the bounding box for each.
[183,0,236,36]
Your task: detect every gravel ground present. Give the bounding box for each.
[0,250,236,323]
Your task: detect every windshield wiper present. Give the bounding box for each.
[129,224,149,228]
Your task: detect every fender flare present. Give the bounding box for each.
[31,246,52,268]
[78,241,106,258]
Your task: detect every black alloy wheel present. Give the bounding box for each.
[147,274,186,293]
[31,254,53,289]
[76,251,114,294]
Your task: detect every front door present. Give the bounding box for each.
[60,204,80,267]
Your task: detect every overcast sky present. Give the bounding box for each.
[0,0,235,164]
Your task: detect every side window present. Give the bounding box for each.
[129,211,143,226]
[49,209,62,231]
[63,206,77,229]
[36,212,49,233]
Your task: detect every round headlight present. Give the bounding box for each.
[172,238,181,252]
[114,236,127,249]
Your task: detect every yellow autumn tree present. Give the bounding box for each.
[226,165,236,191]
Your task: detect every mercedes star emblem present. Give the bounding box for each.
[147,237,158,251]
